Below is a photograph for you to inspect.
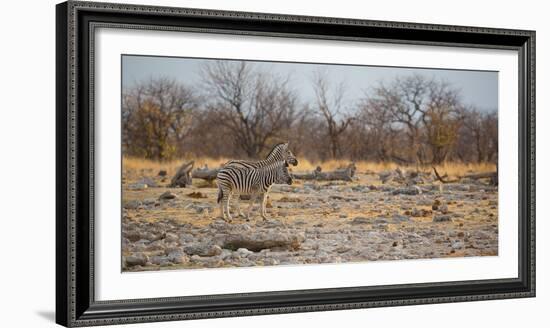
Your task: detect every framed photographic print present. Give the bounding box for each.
[56,1,535,326]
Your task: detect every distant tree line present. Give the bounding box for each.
[122,61,497,165]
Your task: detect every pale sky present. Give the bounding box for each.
[122,55,498,112]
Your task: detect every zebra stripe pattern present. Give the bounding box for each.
[224,142,298,169]
[216,160,292,222]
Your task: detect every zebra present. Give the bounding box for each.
[216,160,293,222]
[223,142,298,169]
[217,142,297,220]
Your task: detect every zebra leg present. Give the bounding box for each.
[222,192,233,223]
[218,187,225,219]
[235,195,246,218]
[219,201,225,220]
[246,194,258,221]
[261,193,269,221]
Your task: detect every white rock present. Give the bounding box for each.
[236,248,254,257]
[128,183,148,190]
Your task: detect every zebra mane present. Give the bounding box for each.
[258,160,286,170]
[265,143,287,160]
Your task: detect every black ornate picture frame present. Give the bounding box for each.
[56,1,535,326]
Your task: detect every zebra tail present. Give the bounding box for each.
[217,188,223,203]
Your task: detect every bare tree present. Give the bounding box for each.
[122,77,198,160]
[120,67,497,166]
[364,75,464,164]
[358,95,405,162]
[457,108,498,163]
[202,61,298,158]
[312,71,355,159]
[421,80,465,164]
[366,75,428,163]
[483,111,498,163]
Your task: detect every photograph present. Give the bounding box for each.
[121,55,499,271]
[50,1,536,327]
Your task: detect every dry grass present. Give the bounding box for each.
[123,156,496,177]
[425,161,496,177]
[291,158,495,177]
[123,156,231,176]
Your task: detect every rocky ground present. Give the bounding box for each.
[122,168,498,272]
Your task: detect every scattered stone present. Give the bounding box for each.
[391,186,422,195]
[137,177,157,188]
[189,255,224,267]
[167,250,189,264]
[236,248,254,257]
[158,170,167,177]
[474,231,491,239]
[433,215,452,222]
[124,253,148,267]
[392,214,410,223]
[159,191,177,200]
[451,242,464,250]
[455,184,472,192]
[261,219,285,229]
[417,198,433,206]
[185,203,213,214]
[124,230,142,242]
[150,255,165,265]
[124,200,142,210]
[164,232,179,243]
[378,171,394,184]
[145,240,165,251]
[411,208,432,217]
[335,246,352,253]
[142,198,157,206]
[279,196,302,202]
[179,233,195,243]
[187,192,207,199]
[184,244,222,257]
[128,183,148,190]
[350,216,370,225]
[222,231,305,252]
[264,258,280,266]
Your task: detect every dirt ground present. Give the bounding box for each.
[121,165,498,271]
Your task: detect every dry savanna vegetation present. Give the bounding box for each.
[121,60,498,271]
